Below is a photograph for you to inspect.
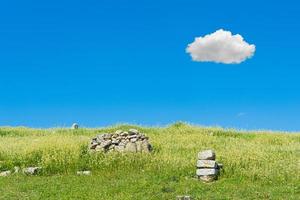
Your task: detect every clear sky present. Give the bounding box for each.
[1,0,300,131]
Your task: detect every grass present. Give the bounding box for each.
[0,122,299,199]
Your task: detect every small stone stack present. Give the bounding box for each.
[89,129,152,153]
[196,150,222,182]
[72,123,79,129]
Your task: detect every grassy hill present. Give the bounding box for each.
[0,123,299,199]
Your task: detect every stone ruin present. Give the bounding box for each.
[89,129,152,153]
[196,150,223,182]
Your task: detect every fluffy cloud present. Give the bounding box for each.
[186,29,255,64]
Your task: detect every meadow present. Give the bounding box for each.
[0,123,299,200]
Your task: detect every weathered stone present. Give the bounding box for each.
[95,136,103,143]
[112,139,119,144]
[196,160,217,168]
[72,123,79,129]
[128,135,137,139]
[140,135,146,140]
[119,141,127,146]
[125,142,137,152]
[112,135,117,139]
[23,167,41,175]
[198,150,216,160]
[0,170,11,177]
[96,134,104,139]
[176,196,191,200]
[77,170,91,176]
[130,138,138,142]
[121,131,128,136]
[115,145,125,152]
[196,168,218,176]
[103,134,112,139]
[141,140,152,152]
[136,141,142,152]
[95,145,105,152]
[128,129,139,135]
[99,140,112,149]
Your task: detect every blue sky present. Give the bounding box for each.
[0,0,300,130]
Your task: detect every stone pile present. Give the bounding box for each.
[23,167,42,175]
[72,123,79,129]
[196,150,222,182]
[0,170,11,177]
[0,166,41,177]
[89,129,152,153]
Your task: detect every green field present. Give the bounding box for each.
[0,123,299,200]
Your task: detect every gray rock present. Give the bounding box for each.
[120,131,128,136]
[128,129,139,135]
[99,140,112,149]
[115,145,125,152]
[130,138,138,142]
[125,142,137,152]
[196,160,217,168]
[0,170,11,177]
[23,167,41,175]
[77,170,91,176]
[136,141,142,152]
[128,135,137,139]
[141,140,152,152]
[198,150,216,160]
[108,144,115,150]
[72,123,79,129]
[119,141,127,146]
[112,139,119,144]
[95,145,105,152]
[196,168,218,176]
[103,134,112,140]
[96,135,104,143]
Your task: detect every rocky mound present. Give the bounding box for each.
[89,129,152,153]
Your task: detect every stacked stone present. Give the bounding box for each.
[196,150,222,182]
[89,129,152,153]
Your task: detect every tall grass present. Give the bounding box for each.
[0,123,299,199]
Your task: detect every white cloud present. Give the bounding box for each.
[186,29,255,64]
